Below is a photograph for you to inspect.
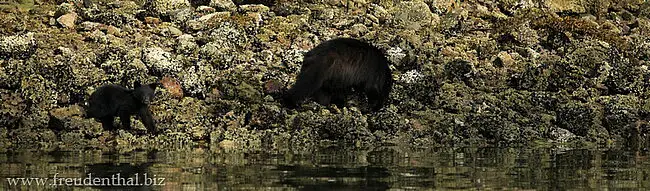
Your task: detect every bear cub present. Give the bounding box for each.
[283,38,393,111]
[85,82,160,134]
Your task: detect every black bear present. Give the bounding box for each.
[283,38,393,111]
[85,82,160,134]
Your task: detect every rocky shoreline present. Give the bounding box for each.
[1,0,649,152]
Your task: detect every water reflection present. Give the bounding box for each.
[1,147,649,190]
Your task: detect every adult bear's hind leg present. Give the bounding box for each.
[365,86,384,111]
[313,89,332,106]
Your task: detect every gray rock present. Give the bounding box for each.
[54,3,75,17]
[79,21,102,31]
[88,30,108,44]
[167,26,183,37]
[386,46,406,64]
[197,6,216,13]
[550,128,577,143]
[389,0,439,30]
[144,0,191,17]
[240,4,270,13]
[187,12,231,31]
[142,47,182,74]
[176,34,197,54]
[210,0,236,12]
[169,8,194,26]
[545,0,586,14]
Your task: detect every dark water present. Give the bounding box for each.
[1,147,649,190]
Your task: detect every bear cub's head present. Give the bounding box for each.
[133,82,161,105]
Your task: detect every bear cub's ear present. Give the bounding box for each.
[149,82,162,90]
[134,81,142,88]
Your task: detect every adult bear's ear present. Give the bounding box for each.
[134,81,142,88]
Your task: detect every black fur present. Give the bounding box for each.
[283,38,393,111]
[85,82,160,134]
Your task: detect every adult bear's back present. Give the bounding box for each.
[304,38,390,86]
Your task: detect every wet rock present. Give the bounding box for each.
[471,113,520,144]
[151,97,213,139]
[601,95,642,137]
[368,107,407,136]
[0,90,26,128]
[0,32,37,59]
[58,131,88,150]
[445,60,474,84]
[142,47,182,75]
[548,41,609,91]
[56,12,77,29]
[556,101,605,139]
[210,0,236,12]
[9,128,57,150]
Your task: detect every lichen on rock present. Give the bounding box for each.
[0,32,36,59]
[3,0,650,151]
